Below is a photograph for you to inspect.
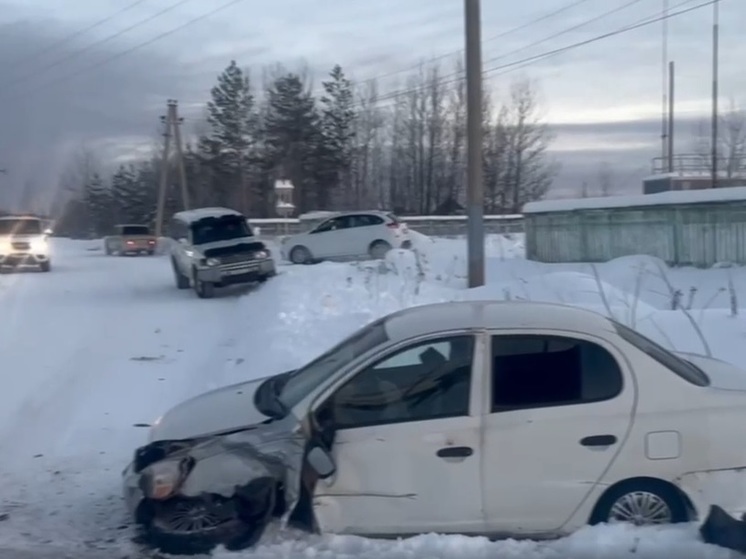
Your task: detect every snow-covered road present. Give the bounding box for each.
[0,237,738,558]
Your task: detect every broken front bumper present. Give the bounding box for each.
[196,257,276,285]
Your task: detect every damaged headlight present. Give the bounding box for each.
[141,456,195,500]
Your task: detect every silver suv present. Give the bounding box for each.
[167,207,276,298]
[0,215,52,272]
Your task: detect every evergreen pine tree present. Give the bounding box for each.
[263,73,321,212]
[317,65,356,207]
[200,60,258,209]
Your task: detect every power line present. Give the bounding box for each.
[0,0,246,102]
[5,0,150,70]
[0,0,194,95]
[370,0,716,109]
[354,0,596,85]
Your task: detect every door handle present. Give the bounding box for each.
[436,446,473,458]
[580,434,617,447]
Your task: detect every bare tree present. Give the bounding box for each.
[500,78,559,213]
[691,98,746,178]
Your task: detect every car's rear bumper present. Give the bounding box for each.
[196,258,276,284]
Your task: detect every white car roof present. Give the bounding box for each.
[172,207,244,224]
[383,300,616,342]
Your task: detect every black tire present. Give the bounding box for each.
[369,240,392,260]
[147,497,256,556]
[289,246,312,265]
[172,260,190,290]
[193,267,215,299]
[105,243,112,255]
[39,261,51,273]
[589,479,689,526]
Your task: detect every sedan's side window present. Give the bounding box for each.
[491,335,623,412]
[320,335,475,430]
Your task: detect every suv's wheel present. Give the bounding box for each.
[39,261,51,273]
[172,259,190,289]
[289,246,312,265]
[590,480,688,526]
[369,240,392,260]
[193,267,215,299]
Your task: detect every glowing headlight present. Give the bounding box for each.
[144,457,193,500]
[31,238,48,252]
[206,257,220,266]
[254,250,269,259]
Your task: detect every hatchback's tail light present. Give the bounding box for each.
[386,222,399,229]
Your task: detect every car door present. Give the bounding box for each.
[480,329,636,535]
[344,214,385,258]
[304,216,354,259]
[310,332,488,536]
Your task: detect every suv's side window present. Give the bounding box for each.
[490,334,623,412]
[318,335,475,430]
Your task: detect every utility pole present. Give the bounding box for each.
[660,0,669,162]
[465,0,484,288]
[154,99,190,238]
[711,0,720,188]
[668,61,675,173]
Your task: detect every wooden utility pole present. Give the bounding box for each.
[465,0,484,288]
[154,99,190,238]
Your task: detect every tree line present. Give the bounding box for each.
[55,58,559,238]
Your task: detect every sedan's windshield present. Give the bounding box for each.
[0,219,42,236]
[191,216,252,245]
[278,317,389,411]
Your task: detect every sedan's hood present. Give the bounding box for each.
[148,376,273,442]
[674,351,746,391]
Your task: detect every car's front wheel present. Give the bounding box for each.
[193,267,215,299]
[147,496,253,555]
[39,260,51,273]
[590,480,689,526]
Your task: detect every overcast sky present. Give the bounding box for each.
[0,0,742,213]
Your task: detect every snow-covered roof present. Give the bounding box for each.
[274,179,294,190]
[172,207,243,223]
[384,300,614,343]
[276,201,295,209]
[523,186,746,214]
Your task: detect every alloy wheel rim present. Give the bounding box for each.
[608,491,672,525]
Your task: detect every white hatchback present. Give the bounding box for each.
[279,210,412,264]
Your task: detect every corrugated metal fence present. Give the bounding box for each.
[525,201,746,267]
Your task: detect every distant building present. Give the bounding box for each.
[643,154,746,194]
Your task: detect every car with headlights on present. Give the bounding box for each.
[0,215,53,272]
[167,207,275,298]
[122,300,746,555]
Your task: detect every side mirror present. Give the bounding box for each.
[177,237,188,245]
[307,445,335,479]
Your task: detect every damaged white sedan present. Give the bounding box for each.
[122,300,746,554]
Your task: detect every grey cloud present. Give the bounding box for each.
[0,17,191,212]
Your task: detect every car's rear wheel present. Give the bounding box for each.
[289,246,312,265]
[590,479,688,526]
[39,261,51,273]
[369,240,392,260]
